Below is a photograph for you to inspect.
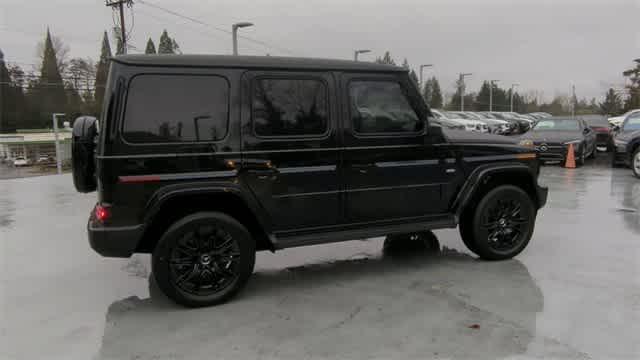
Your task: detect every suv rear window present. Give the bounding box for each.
[123,74,229,143]
[253,78,328,137]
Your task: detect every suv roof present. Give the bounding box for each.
[112,54,407,72]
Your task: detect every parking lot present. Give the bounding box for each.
[0,154,639,360]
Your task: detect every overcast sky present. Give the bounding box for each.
[1,0,638,102]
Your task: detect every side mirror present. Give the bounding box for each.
[613,125,621,132]
[583,128,590,135]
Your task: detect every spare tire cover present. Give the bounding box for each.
[72,116,98,193]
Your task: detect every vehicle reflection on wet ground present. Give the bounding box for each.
[1,154,638,359]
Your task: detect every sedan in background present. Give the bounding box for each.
[12,157,29,167]
[428,110,466,130]
[519,117,597,166]
[582,115,614,151]
[431,110,489,133]
[452,111,510,134]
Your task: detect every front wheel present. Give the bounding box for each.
[459,185,536,260]
[152,212,256,307]
[632,148,640,179]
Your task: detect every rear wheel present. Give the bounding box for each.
[459,185,536,260]
[152,212,255,307]
[632,148,640,179]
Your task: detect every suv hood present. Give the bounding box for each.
[444,129,518,144]
[520,130,582,143]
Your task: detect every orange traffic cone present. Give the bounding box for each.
[565,143,576,168]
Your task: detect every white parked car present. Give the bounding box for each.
[609,109,640,127]
[433,110,489,133]
[13,157,28,167]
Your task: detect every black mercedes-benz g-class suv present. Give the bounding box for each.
[72,55,548,307]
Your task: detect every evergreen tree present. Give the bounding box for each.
[475,81,491,111]
[599,88,623,115]
[113,27,124,55]
[0,49,20,132]
[158,30,180,54]
[375,51,395,65]
[422,78,433,105]
[145,38,157,54]
[430,77,443,109]
[94,31,112,116]
[623,59,640,111]
[29,29,67,128]
[409,69,419,87]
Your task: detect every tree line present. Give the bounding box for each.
[377,51,640,116]
[0,28,181,132]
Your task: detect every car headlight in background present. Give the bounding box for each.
[519,139,534,148]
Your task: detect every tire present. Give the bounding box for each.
[588,144,596,159]
[458,185,536,261]
[576,144,586,166]
[152,212,256,307]
[632,148,640,179]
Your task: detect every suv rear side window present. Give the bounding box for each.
[349,80,422,134]
[123,74,229,143]
[253,78,328,137]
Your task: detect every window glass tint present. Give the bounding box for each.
[123,75,229,143]
[624,113,640,131]
[533,119,579,131]
[253,78,328,137]
[350,81,422,134]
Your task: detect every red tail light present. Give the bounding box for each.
[95,204,111,222]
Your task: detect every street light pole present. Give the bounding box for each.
[419,64,433,91]
[354,49,371,61]
[510,83,519,112]
[232,22,254,56]
[52,113,65,175]
[489,79,500,112]
[459,73,472,111]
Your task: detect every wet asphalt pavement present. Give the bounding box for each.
[1,155,639,360]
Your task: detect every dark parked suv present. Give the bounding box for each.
[72,55,548,307]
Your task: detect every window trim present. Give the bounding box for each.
[120,73,231,146]
[347,78,426,138]
[250,75,332,140]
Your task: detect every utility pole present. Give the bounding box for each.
[571,84,576,118]
[489,79,500,112]
[106,0,131,54]
[459,73,472,111]
[419,64,433,92]
[510,83,519,112]
[52,113,65,175]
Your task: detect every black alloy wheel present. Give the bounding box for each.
[459,185,536,260]
[153,212,255,307]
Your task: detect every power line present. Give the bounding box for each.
[136,0,299,56]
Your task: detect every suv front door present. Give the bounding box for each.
[341,74,453,224]
[240,71,341,233]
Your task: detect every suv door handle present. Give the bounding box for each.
[352,163,375,174]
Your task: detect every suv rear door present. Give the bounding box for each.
[341,73,452,224]
[240,71,341,232]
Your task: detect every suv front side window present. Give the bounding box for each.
[349,80,422,135]
[252,78,328,137]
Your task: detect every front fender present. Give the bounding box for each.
[452,163,547,219]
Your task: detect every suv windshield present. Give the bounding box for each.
[533,119,580,131]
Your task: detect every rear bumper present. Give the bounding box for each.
[88,218,144,258]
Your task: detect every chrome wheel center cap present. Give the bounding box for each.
[498,218,507,227]
[200,254,212,265]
